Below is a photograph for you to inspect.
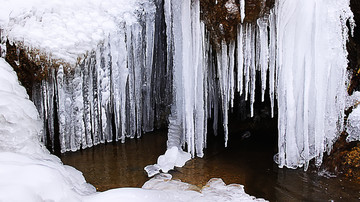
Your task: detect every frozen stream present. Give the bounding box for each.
[61,121,360,201]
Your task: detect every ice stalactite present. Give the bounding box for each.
[165,0,208,157]
[31,4,157,153]
[165,0,354,170]
[0,29,5,58]
[275,0,354,169]
[165,0,275,157]
[240,0,245,23]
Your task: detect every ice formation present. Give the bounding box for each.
[0,57,96,201]
[1,0,160,153]
[145,146,191,177]
[0,0,355,170]
[163,0,354,170]
[275,0,354,169]
[346,106,360,142]
[0,57,265,201]
[240,0,245,23]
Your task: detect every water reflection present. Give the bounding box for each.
[61,128,359,201]
[61,130,168,190]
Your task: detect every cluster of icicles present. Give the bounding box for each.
[30,0,353,169]
[32,3,159,153]
[164,0,354,170]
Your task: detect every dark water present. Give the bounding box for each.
[61,127,360,201]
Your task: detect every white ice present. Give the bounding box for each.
[145,146,191,177]
[1,0,157,152]
[346,104,360,142]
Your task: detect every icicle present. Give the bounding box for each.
[143,4,155,133]
[249,23,256,117]
[166,0,207,157]
[217,41,229,147]
[240,0,245,23]
[257,17,269,102]
[0,29,5,58]
[229,40,235,108]
[244,23,251,101]
[269,8,276,118]
[56,65,66,153]
[237,24,244,95]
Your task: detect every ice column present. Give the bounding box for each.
[275,0,353,169]
[165,0,207,157]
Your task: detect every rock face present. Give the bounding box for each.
[5,42,47,96]
[200,0,274,47]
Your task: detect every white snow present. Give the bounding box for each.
[1,0,157,152]
[0,0,141,66]
[145,146,191,177]
[0,58,45,156]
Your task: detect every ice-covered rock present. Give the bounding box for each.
[346,106,360,142]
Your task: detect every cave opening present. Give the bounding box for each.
[1,0,359,200]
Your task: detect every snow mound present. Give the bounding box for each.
[142,176,267,202]
[0,152,95,201]
[0,58,45,156]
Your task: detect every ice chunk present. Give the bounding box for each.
[145,146,191,177]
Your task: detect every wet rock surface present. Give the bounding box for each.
[200,0,274,46]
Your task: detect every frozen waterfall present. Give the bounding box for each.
[163,0,354,169]
[0,0,355,170]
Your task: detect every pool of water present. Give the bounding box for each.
[61,127,360,201]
